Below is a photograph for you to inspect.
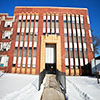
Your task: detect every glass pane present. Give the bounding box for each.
[19,47,22,57]
[35,22,38,28]
[16,35,19,41]
[29,48,32,57]
[74,37,77,42]
[14,47,17,56]
[25,34,28,41]
[33,48,37,57]
[68,22,71,28]
[27,21,30,28]
[24,47,27,57]
[56,21,59,28]
[31,21,34,28]
[22,21,25,28]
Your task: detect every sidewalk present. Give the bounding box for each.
[41,74,65,100]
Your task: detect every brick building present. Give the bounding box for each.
[0,7,94,75]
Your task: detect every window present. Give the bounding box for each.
[25,34,28,41]
[56,21,59,28]
[7,25,10,27]
[75,50,78,58]
[27,21,30,28]
[30,34,33,41]
[69,36,72,42]
[68,22,71,28]
[19,47,22,57]
[35,22,38,28]
[64,22,67,28]
[66,66,69,69]
[24,47,27,57]
[74,37,77,42]
[33,47,37,57]
[22,21,25,28]
[29,47,32,57]
[56,33,59,35]
[77,23,80,29]
[14,47,17,56]
[73,23,75,29]
[78,37,81,43]
[65,48,68,58]
[65,36,67,42]
[31,20,34,28]
[80,51,83,58]
[81,23,84,29]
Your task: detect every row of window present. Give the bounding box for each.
[65,58,88,68]
[13,15,39,68]
[43,14,59,35]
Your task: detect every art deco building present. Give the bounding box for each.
[0,7,94,75]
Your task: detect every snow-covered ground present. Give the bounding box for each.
[0,72,100,100]
[66,76,100,100]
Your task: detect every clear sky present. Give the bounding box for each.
[0,0,100,56]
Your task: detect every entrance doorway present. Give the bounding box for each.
[45,44,56,74]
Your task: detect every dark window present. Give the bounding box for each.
[56,33,59,35]
[7,25,10,27]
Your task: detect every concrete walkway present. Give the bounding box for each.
[41,74,65,100]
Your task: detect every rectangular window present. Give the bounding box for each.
[70,50,73,58]
[75,49,78,58]
[64,22,67,28]
[73,23,75,29]
[69,36,72,42]
[35,22,38,28]
[16,34,19,41]
[26,20,30,28]
[33,47,37,57]
[30,34,33,41]
[65,36,67,42]
[78,37,81,43]
[74,37,77,43]
[56,21,59,28]
[65,48,68,58]
[31,20,34,28]
[29,47,32,57]
[14,47,17,56]
[19,47,22,57]
[48,21,50,28]
[68,22,71,28]
[25,34,28,41]
[81,23,84,29]
[24,47,27,57]
[22,21,25,28]
[43,22,46,28]
[80,51,83,58]
[77,23,80,29]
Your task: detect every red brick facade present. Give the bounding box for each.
[0,7,94,75]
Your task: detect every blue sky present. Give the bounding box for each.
[0,0,100,56]
[0,0,100,34]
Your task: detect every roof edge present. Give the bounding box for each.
[15,6,88,10]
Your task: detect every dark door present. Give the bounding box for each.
[45,44,56,74]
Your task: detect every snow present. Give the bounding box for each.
[66,76,100,100]
[0,72,100,100]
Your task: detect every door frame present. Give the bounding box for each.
[40,34,61,72]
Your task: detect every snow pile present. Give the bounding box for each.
[0,74,47,100]
[66,79,93,100]
[66,76,100,100]
[0,73,100,100]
